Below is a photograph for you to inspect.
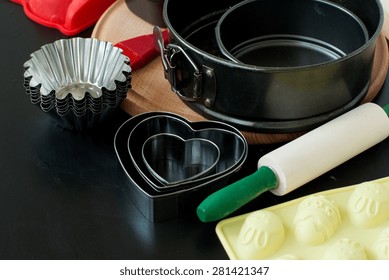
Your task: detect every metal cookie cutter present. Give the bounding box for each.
[114,111,248,222]
[127,114,247,192]
[142,133,220,186]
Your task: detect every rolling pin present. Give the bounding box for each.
[197,103,389,222]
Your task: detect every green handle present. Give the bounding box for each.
[383,104,389,117]
[196,166,278,222]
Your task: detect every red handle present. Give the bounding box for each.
[115,29,169,71]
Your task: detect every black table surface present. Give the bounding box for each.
[1,1,389,260]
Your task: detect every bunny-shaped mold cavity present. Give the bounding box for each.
[293,195,341,246]
[347,181,389,228]
[236,210,285,259]
[322,238,367,260]
[371,227,389,260]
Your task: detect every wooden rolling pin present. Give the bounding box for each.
[197,103,389,222]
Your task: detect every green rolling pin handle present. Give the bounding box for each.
[197,103,389,223]
[384,104,389,117]
[196,166,278,222]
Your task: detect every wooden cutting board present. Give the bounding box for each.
[92,0,389,144]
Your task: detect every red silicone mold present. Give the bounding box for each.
[10,0,116,35]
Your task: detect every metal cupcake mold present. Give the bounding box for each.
[23,37,132,130]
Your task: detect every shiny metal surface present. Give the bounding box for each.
[142,133,220,186]
[115,112,248,221]
[128,114,247,192]
[23,37,132,130]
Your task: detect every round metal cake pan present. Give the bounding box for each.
[157,0,383,132]
[216,0,368,67]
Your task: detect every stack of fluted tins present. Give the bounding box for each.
[23,37,132,131]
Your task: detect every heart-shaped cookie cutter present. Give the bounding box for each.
[127,113,247,192]
[142,133,220,186]
[114,111,248,222]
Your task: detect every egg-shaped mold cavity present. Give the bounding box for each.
[347,182,389,228]
[236,210,285,259]
[293,195,341,246]
[322,238,367,260]
[371,227,389,260]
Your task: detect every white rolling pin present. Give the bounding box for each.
[197,103,389,222]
